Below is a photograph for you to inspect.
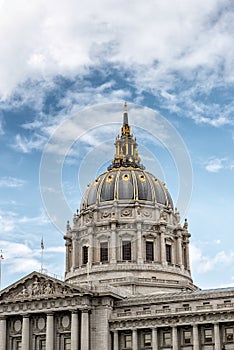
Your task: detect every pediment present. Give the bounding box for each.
[0,271,92,303]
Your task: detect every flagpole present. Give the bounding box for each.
[40,237,44,273]
[0,250,4,290]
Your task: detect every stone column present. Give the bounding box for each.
[72,238,77,270]
[65,241,72,273]
[110,222,117,264]
[22,315,30,350]
[132,329,138,350]
[71,311,79,350]
[46,313,54,350]
[81,309,89,350]
[0,317,6,350]
[160,228,166,265]
[89,233,94,265]
[172,326,178,350]
[214,323,220,350]
[113,330,119,350]
[177,232,183,267]
[186,243,190,271]
[152,328,158,350]
[137,222,143,264]
[193,324,199,350]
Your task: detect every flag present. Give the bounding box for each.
[41,238,44,250]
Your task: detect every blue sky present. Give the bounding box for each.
[0,0,234,290]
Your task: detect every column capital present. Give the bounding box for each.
[71,309,79,314]
[80,308,90,313]
[22,314,30,318]
[46,312,54,316]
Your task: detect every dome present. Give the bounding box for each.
[65,103,196,296]
[81,102,173,211]
[81,168,173,209]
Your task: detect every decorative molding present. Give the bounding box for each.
[121,208,132,217]
[0,275,87,304]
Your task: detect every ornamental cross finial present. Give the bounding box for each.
[124,101,127,112]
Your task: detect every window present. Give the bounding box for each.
[204,329,213,343]
[144,333,152,346]
[83,246,88,264]
[39,339,46,350]
[183,331,192,344]
[100,242,108,262]
[64,337,71,350]
[166,244,172,263]
[124,334,132,348]
[225,328,234,342]
[146,241,154,261]
[163,331,172,346]
[122,241,131,261]
[183,304,190,311]
[16,341,22,350]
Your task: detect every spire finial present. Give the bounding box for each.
[123,102,128,126]
[108,105,144,170]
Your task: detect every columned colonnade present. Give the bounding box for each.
[0,309,90,350]
[68,226,190,271]
[112,322,222,350]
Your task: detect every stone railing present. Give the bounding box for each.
[112,303,234,319]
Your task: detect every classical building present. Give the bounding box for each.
[1,104,234,350]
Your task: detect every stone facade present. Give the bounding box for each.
[1,272,234,350]
[0,106,233,350]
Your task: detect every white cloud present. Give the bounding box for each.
[205,157,234,172]
[0,209,51,237]
[0,0,233,103]
[193,115,234,127]
[190,243,234,274]
[46,246,65,253]
[205,158,225,172]
[12,133,47,153]
[0,176,25,188]
[0,240,64,275]
[0,214,16,233]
